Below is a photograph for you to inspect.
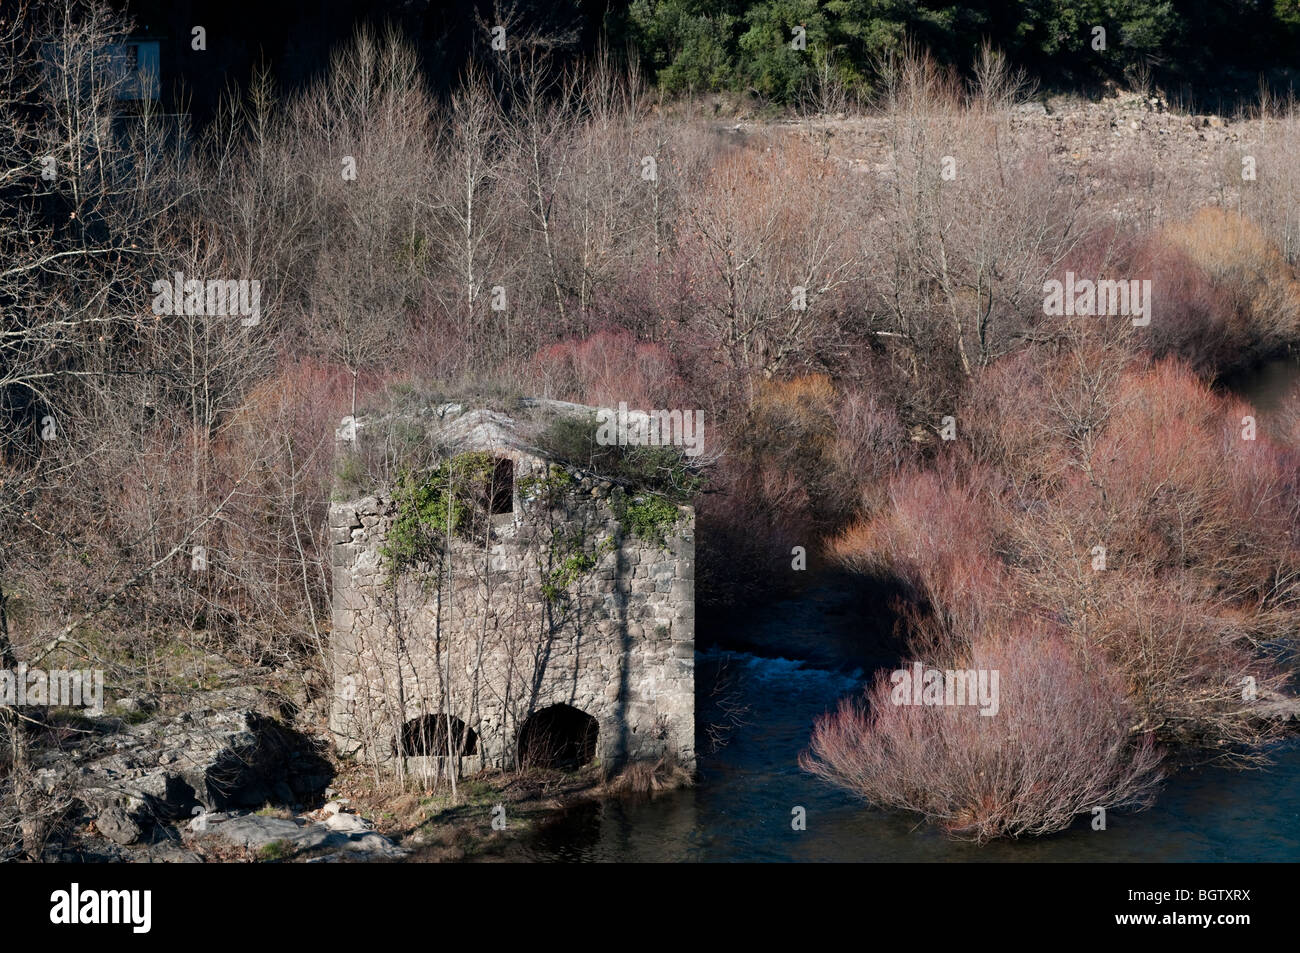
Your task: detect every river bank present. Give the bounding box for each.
[23,568,1297,863]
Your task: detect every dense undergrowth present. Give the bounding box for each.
[4,1,1300,851]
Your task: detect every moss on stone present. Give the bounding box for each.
[382,451,500,579]
[615,494,681,546]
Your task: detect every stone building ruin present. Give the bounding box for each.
[328,399,695,779]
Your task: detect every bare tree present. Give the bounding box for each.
[426,66,512,371]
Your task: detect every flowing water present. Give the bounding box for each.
[509,357,1300,862]
[513,648,1300,862]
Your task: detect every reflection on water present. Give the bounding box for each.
[513,650,1300,862]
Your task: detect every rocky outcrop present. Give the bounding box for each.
[95,805,143,845]
[1253,687,1300,727]
[189,809,408,861]
[763,93,1260,219]
[29,686,334,856]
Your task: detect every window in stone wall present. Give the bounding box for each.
[489,457,514,514]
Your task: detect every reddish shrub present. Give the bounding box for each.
[525,330,684,409]
[831,458,1006,640]
[832,344,1300,764]
[801,626,1164,842]
[203,357,358,654]
[1140,209,1300,374]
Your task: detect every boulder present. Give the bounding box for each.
[196,810,408,860]
[34,686,334,826]
[321,811,373,833]
[114,695,158,714]
[203,814,306,851]
[95,806,142,846]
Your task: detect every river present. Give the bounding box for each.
[513,646,1299,862]
[511,357,1300,862]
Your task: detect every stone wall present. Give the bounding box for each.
[328,454,695,775]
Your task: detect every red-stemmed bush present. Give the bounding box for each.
[801,624,1165,842]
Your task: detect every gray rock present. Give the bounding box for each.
[95,806,142,846]
[196,810,407,860]
[45,688,332,821]
[204,814,306,850]
[115,695,157,714]
[134,844,203,863]
[321,812,373,833]
[188,810,235,833]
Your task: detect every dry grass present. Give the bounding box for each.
[598,756,694,797]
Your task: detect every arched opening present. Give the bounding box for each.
[398,714,477,757]
[517,704,598,769]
